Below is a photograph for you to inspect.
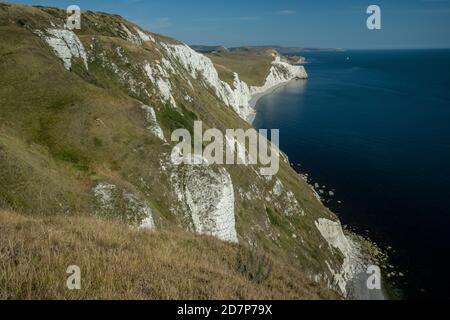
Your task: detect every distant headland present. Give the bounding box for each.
[191,45,345,54]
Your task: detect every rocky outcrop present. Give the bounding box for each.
[269,178,305,217]
[93,182,155,229]
[143,61,178,107]
[36,28,88,70]
[170,158,238,243]
[185,166,237,242]
[141,105,166,141]
[315,218,364,296]
[120,23,154,45]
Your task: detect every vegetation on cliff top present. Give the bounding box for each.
[0,210,337,300]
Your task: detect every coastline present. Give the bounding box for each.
[249,77,389,301]
[247,79,299,124]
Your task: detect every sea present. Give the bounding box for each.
[253,49,450,299]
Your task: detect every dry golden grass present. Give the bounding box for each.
[0,210,338,300]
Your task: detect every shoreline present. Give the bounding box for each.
[247,79,299,124]
[250,77,389,300]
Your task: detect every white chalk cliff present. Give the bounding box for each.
[141,105,166,142]
[37,25,306,123]
[162,43,308,122]
[37,28,88,70]
[93,182,155,230]
[315,218,364,296]
[171,161,238,243]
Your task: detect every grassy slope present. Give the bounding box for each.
[206,48,277,87]
[0,210,337,300]
[0,3,349,298]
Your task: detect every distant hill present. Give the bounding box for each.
[249,46,345,54]
[190,45,229,53]
[191,45,344,54]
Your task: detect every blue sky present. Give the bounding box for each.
[9,0,450,49]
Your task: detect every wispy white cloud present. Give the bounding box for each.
[277,10,296,15]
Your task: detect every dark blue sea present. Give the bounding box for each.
[253,50,450,299]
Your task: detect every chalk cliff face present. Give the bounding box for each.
[172,162,238,243]
[254,57,308,92]
[315,219,364,296]
[160,43,308,122]
[34,23,307,123]
[35,28,89,70]
[0,3,364,298]
[236,57,309,121]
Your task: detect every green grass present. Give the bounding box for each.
[55,148,90,172]
[206,49,275,87]
[159,103,198,135]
